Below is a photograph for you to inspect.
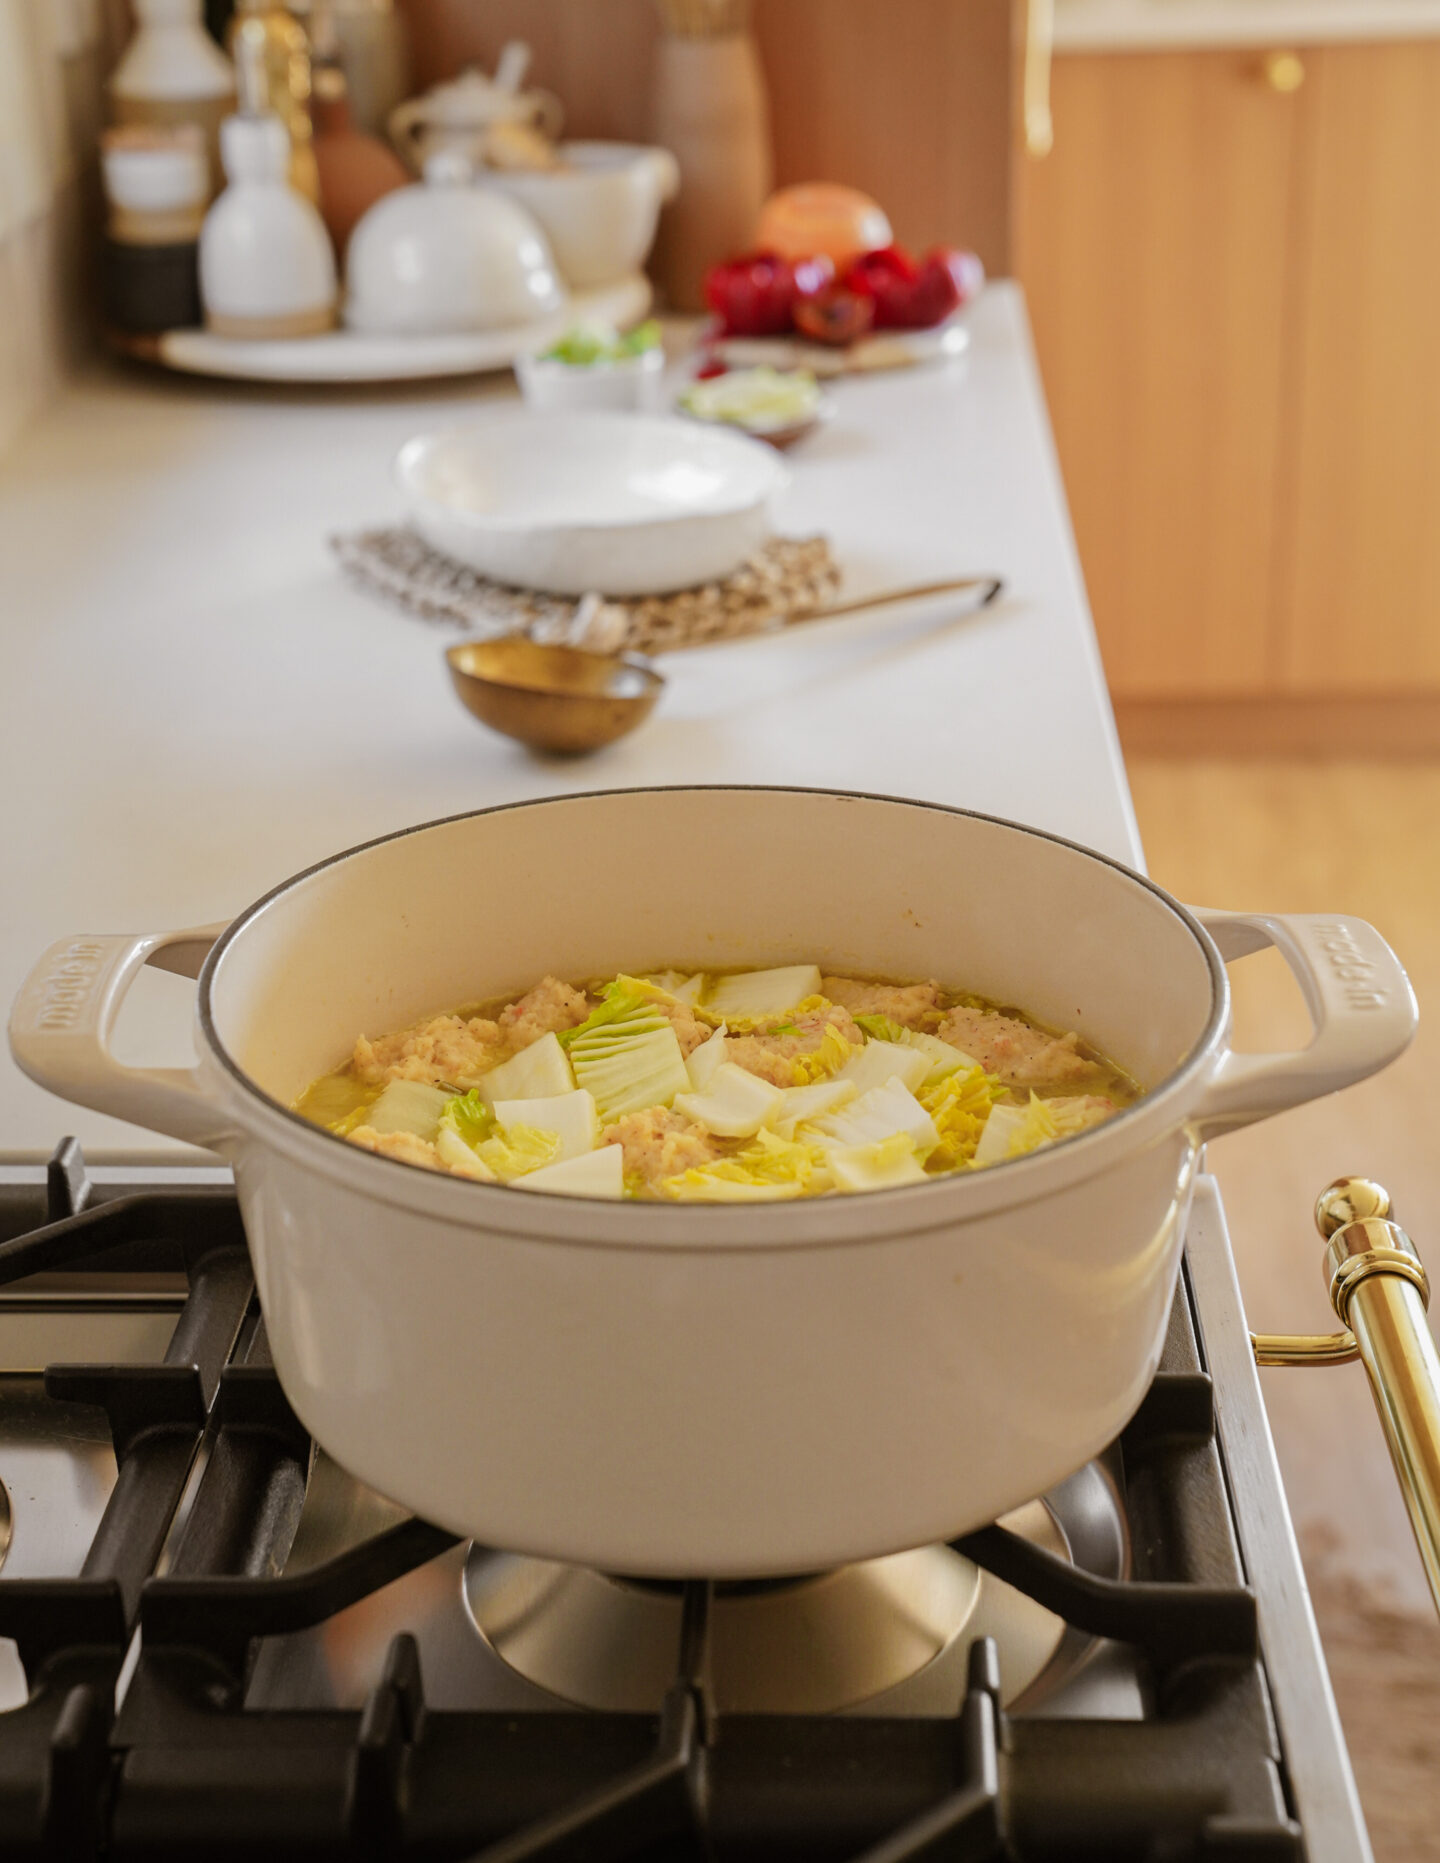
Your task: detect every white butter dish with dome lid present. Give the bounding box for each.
[344,151,565,336]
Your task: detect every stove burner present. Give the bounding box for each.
[462,1487,1111,1714]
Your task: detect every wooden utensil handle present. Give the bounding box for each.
[790,574,1004,625]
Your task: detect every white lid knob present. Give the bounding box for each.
[423,149,474,187]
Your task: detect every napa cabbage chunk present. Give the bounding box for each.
[703,965,823,1021]
[674,1062,785,1138]
[569,996,690,1123]
[478,1032,575,1103]
[970,1091,1112,1168]
[828,1134,929,1193]
[684,1023,728,1091]
[491,1089,598,1162]
[519,1144,625,1198]
[439,1088,494,1148]
[972,1094,1060,1168]
[791,1021,854,1085]
[474,1124,562,1181]
[850,1019,978,1089]
[836,1039,931,1098]
[559,979,668,1049]
[642,971,706,1005]
[659,1129,827,1201]
[922,1066,1004,1170]
[364,1079,453,1142]
[806,1078,939,1156]
[853,1014,908,1045]
[765,1076,858,1138]
[435,1124,498,1179]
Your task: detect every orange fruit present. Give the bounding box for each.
[755,183,894,267]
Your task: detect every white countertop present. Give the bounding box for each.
[0,283,1137,1157]
[1056,0,1440,50]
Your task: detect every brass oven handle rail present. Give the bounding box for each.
[1251,1177,1440,1616]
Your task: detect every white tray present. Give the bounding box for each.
[712,315,969,377]
[121,275,652,385]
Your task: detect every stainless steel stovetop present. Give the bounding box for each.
[0,1146,1372,1860]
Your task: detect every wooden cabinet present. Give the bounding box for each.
[1017,39,1440,717]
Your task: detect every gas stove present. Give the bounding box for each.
[0,1143,1370,1860]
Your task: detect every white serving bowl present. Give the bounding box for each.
[481,142,681,289]
[514,344,665,414]
[396,408,789,596]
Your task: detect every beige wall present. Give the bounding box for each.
[0,0,116,456]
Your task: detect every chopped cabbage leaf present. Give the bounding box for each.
[791,1021,855,1085]
[475,1124,562,1181]
[660,1129,825,1201]
[899,1030,978,1089]
[364,1079,452,1142]
[828,1134,929,1193]
[492,1089,598,1162]
[572,1025,690,1123]
[439,1088,495,1149]
[685,1023,728,1091]
[808,1078,939,1156]
[836,1039,931,1098]
[854,1014,908,1045]
[436,1124,498,1179]
[557,983,666,1050]
[642,970,706,1005]
[766,1076,857,1138]
[851,1020,976,1090]
[519,1144,625,1198]
[967,1090,1116,1170]
[922,1066,1003,1170]
[972,1094,1057,1168]
[704,966,823,1021]
[674,1062,785,1138]
[479,1032,574,1102]
[659,1174,807,1203]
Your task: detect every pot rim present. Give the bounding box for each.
[196,785,1228,1248]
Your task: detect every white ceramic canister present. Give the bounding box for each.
[109,0,236,196]
[200,107,338,338]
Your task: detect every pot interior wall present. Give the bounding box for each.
[207,791,1217,1108]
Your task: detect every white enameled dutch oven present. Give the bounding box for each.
[9,789,1416,1578]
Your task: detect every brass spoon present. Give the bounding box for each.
[446,636,664,755]
[446,574,1003,756]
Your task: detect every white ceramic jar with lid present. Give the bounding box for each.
[344,151,565,335]
[109,0,236,193]
[199,43,338,339]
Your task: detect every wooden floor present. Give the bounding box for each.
[1130,759,1440,1861]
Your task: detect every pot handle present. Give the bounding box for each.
[8,927,233,1149]
[1189,909,1416,1137]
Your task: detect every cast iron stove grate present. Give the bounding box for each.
[0,1142,1300,1861]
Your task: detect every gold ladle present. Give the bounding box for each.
[446,573,1004,755]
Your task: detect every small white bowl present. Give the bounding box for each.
[396,408,790,596]
[514,345,665,413]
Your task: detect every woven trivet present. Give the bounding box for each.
[331,526,842,657]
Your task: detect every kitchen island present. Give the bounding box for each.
[0,283,1371,1859]
[1,283,1134,1157]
